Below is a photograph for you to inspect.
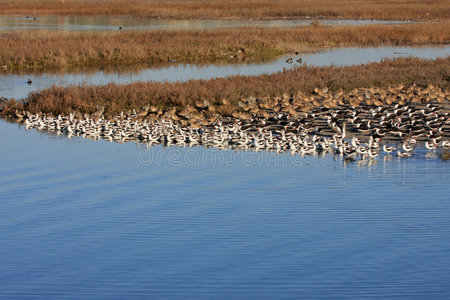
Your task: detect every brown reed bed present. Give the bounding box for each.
[1,22,449,71]
[0,0,448,20]
[2,57,448,117]
[0,29,280,71]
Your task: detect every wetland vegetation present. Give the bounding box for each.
[2,57,448,117]
[0,0,448,139]
[1,2,450,298]
[1,22,448,71]
[1,0,448,20]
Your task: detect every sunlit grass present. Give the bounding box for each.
[1,22,448,71]
[0,0,448,20]
[3,57,448,117]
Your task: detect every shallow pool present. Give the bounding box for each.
[0,15,411,31]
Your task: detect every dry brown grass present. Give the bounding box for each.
[6,57,448,117]
[0,0,448,20]
[1,22,448,71]
[0,28,281,71]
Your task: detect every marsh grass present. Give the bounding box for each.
[1,0,448,20]
[1,22,448,71]
[6,57,448,117]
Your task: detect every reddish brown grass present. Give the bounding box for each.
[7,57,448,116]
[1,22,448,71]
[0,0,448,20]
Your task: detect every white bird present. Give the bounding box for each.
[382,145,396,154]
[402,143,414,152]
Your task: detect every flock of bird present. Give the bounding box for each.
[285,57,302,64]
[16,99,449,161]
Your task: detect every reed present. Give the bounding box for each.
[4,57,448,117]
[1,22,448,71]
[0,0,448,20]
[0,29,281,71]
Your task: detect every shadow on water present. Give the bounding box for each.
[1,45,449,100]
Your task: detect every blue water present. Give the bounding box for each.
[0,15,410,32]
[1,119,449,298]
[1,45,449,100]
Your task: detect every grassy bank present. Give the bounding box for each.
[1,22,449,71]
[1,0,448,20]
[2,57,448,117]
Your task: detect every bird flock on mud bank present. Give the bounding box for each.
[4,83,450,162]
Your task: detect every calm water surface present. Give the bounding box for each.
[0,15,410,31]
[2,46,449,100]
[0,119,449,298]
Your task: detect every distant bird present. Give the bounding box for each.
[425,140,438,150]
[119,26,122,30]
[351,136,361,148]
[402,142,414,152]
[285,58,293,64]
[368,148,379,158]
[26,16,29,19]
[382,145,396,154]
[27,79,32,85]
[296,58,302,64]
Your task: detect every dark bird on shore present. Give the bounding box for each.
[33,17,36,21]
[27,79,32,85]
[355,120,372,131]
[296,58,302,64]
[373,127,386,137]
[119,26,122,30]
[26,16,29,19]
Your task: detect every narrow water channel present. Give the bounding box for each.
[0,15,412,31]
[1,45,449,100]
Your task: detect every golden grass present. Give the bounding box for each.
[0,29,280,71]
[1,22,448,71]
[5,57,448,117]
[0,0,448,20]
